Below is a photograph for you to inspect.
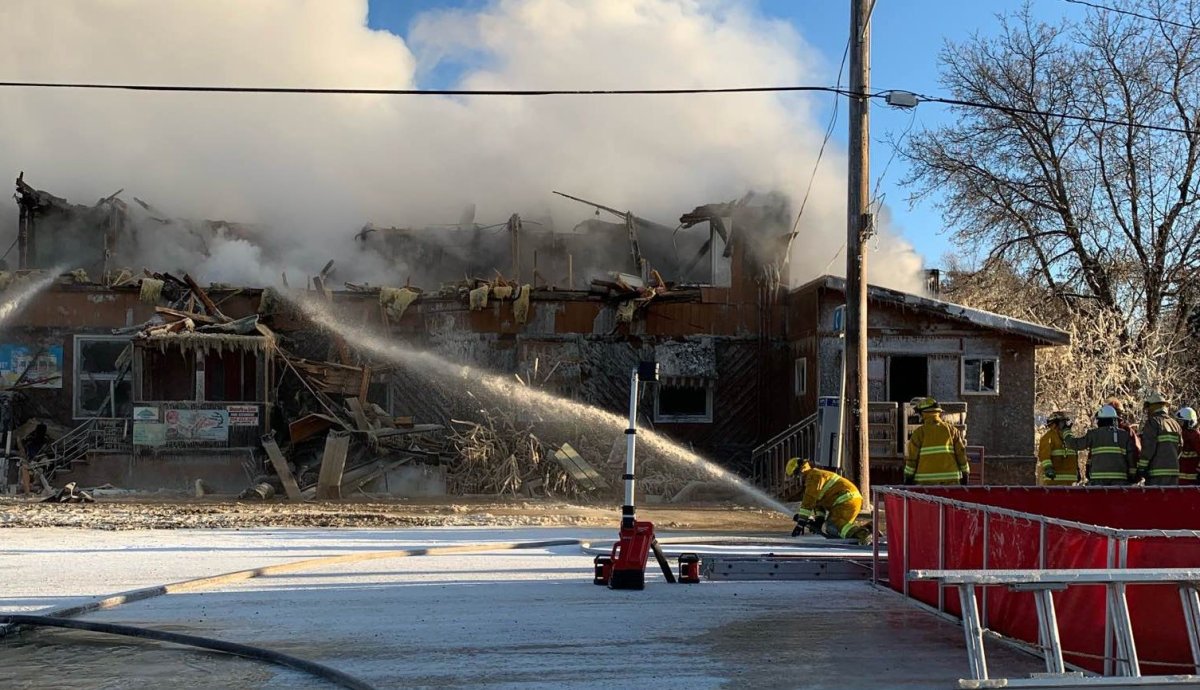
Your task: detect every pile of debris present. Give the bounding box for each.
[447,411,574,497]
[255,387,447,501]
[446,409,702,502]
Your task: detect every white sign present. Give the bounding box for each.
[227,404,259,427]
[133,406,159,422]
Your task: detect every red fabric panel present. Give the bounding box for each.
[915,486,1200,530]
[941,504,984,617]
[1126,538,1200,674]
[884,493,905,593]
[902,499,943,607]
[1043,525,1110,672]
[980,512,1043,649]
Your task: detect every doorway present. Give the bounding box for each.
[888,355,929,403]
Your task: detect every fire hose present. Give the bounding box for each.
[0,614,376,690]
[1,538,584,689]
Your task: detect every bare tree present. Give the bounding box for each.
[905,0,1200,342]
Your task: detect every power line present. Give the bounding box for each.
[785,0,880,256]
[788,39,850,240]
[1062,0,1198,31]
[0,80,855,97]
[915,92,1200,137]
[1,78,1193,137]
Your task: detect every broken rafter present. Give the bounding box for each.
[155,306,218,325]
[182,273,231,323]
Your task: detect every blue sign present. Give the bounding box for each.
[0,344,63,388]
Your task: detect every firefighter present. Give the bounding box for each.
[904,397,970,485]
[1176,407,1200,485]
[784,458,871,544]
[1038,411,1079,486]
[1064,405,1135,485]
[1108,397,1142,465]
[1137,392,1182,485]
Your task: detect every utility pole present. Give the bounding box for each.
[845,0,872,500]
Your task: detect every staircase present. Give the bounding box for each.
[34,418,104,481]
[750,412,818,495]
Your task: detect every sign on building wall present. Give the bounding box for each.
[226,404,259,427]
[0,344,63,388]
[133,422,166,446]
[133,407,159,421]
[164,409,229,442]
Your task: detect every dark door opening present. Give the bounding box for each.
[889,356,929,403]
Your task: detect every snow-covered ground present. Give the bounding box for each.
[1,527,1041,689]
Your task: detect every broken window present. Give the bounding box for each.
[203,350,258,402]
[653,378,713,423]
[961,357,999,395]
[140,348,194,401]
[74,336,132,418]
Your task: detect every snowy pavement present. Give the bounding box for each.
[1,527,1043,689]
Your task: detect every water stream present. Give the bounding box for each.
[0,270,61,328]
[284,294,794,516]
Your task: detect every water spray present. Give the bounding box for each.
[0,270,62,328]
[281,293,794,517]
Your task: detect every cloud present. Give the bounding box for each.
[0,0,923,290]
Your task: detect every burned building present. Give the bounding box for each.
[0,176,1068,496]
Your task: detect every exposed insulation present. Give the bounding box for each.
[616,299,636,323]
[380,286,420,322]
[513,284,532,324]
[139,278,164,304]
[0,272,13,292]
[492,285,514,300]
[69,269,89,284]
[469,284,490,310]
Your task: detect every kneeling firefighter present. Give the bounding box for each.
[784,458,871,544]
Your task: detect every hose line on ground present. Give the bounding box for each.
[2,539,586,687]
[0,614,376,690]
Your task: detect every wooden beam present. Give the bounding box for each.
[155,306,218,325]
[315,432,350,500]
[182,273,231,322]
[346,397,371,432]
[261,434,303,501]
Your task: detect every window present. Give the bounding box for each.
[203,350,259,402]
[74,336,133,418]
[961,357,999,395]
[140,348,194,401]
[654,378,713,423]
[793,357,807,397]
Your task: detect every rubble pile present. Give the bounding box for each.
[447,410,573,498]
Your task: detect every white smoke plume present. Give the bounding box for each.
[0,0,924,291]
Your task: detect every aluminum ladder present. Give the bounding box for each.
[908,568,1200,688]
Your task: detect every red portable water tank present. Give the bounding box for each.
[678,553,701,584]
[593,556,613,586]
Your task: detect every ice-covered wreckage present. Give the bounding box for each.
[0,175,1068,498]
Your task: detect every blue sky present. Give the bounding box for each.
[367,0,1085,264]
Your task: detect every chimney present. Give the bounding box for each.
[925,269,941,295]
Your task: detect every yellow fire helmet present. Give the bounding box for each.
[1144,391,1169,406]
[785,458,812,477]
[913,397,940,413]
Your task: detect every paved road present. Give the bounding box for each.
[1,527,1041,689]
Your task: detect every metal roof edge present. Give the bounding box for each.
[790,274,1070,346]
